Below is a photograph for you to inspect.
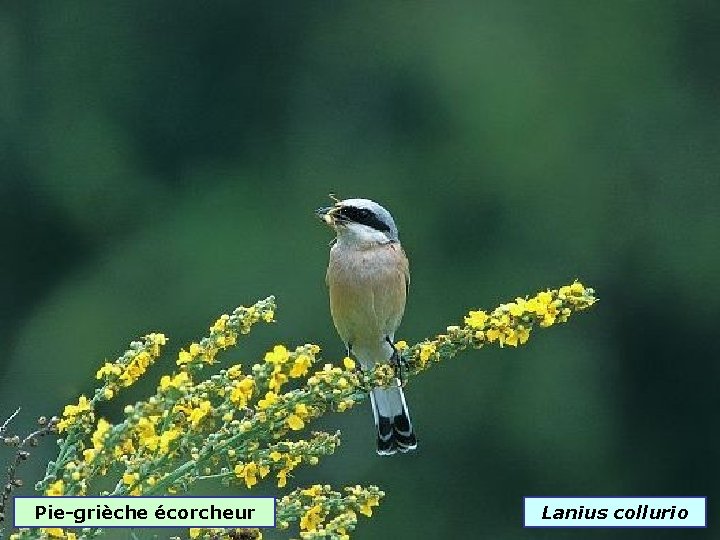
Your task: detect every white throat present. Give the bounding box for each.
[335,222,392,248]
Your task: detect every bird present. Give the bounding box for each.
[316,198,417,455]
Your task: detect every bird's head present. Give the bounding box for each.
[316,198,399,245]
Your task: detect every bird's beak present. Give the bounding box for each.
[315,206,337,225]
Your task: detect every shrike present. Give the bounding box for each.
[316,198,417,455]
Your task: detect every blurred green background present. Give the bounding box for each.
[2,1,719,538]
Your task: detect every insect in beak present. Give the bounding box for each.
[315,206,336,225]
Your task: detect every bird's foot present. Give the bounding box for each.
[386,336,408,385]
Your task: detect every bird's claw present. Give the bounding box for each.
[386,336,407,385]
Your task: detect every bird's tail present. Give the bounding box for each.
[369,380,417,455]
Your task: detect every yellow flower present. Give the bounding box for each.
[189,528,201,539]
[230,377,255,407]
[508,299,526,317]
[227,364,243,379]
[210,314,229,333]
[149,332,167,346]
[359,496,380,517]
[418,342,437,365]
[57,395,93,432]
[337,399,354,412]
[135,416,160,450]
[159,371,190,391]
[262,309,275,322]
[295,403,309,417]
[289,354,312,377]
[504,331,518,347]
[122,472,138,486]
[40,529,66,538]
[301,484,323,497]
[95,362,121,379]
[465,310,489,329]
[300,504,324,531]
[45,479,64,496]
[113,439,136,459]
[91,418,111,450]
[158,427,181,453]
[235,462,259,488]
[277,468,288,487]
[189,400,212,427]
[269,368,289,392]
[286,414,305,431]
[64,395,91,416]
[257,391,278,410]
[486,328,500,342]
[269,450,282,462]
[264,344,290,365]
[82,448,96,463]
[177,349,193,365]
[537,290,552,304]
[118,356,146,386]
[516,326,530,344]
[342,356,356,370]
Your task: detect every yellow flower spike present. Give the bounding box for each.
[33,291,590,540]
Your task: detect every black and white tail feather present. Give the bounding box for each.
[370,382,417,455]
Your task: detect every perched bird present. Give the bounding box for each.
[316,198,417,455]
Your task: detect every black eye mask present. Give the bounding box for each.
[339,206,391,233]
